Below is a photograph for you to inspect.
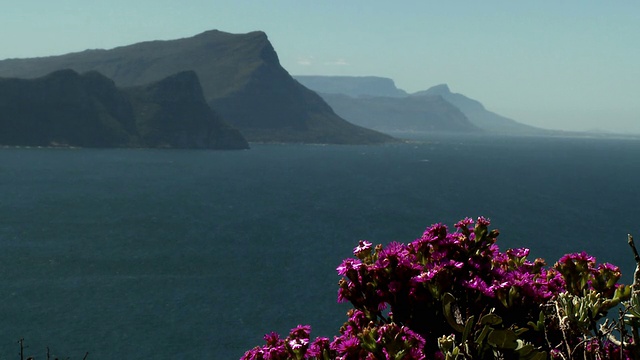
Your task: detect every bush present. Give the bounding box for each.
[241,217,639,359]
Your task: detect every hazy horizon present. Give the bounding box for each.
[1,1,638,133]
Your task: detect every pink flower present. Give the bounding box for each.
[307,337,330,357]
[331,334,360,355]
[454,217,474,229]
[558,251,596,265]
[507,247,530,258]
[353,240,373,255]
[476,216,491,226]
[288,324,311,339]
[288,338,308,350]
[336,258,362,276]
[263,331,280,346]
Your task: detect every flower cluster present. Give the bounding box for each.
[241,217,633,359]
[241,324,332,360]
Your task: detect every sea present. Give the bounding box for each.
[1,133,639,359]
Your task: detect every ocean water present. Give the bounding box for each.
[0,134,639,359]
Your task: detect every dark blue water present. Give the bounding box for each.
[1,134,639,359]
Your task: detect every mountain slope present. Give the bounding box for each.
[0,69,249,149]
[0,69,136,147]
[319,93,478,133]
[292,76,546,134]
[125,71,248,149]
[0,30,394,144]
[291,76,478,133]
[415,84,547,134]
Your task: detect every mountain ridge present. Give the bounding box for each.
[317,92,479,133]
[294,75,546,134]
[0,30,395,145]
[0,69,249,149]
[413,84,547,134]
[295,75,408,98]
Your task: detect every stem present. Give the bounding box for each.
[18,338,24,360]
[555,301,572,358]
[627,234,640,358]
[628,234,640,293]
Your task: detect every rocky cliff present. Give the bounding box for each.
[0,69,249,149]
[0,30,394,144]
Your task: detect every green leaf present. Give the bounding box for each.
[474,226,488,243]
[516,343,534,356]
[524,351,548,360]
[394,349,406,360]
[527,310,546,332]
[480,314,502,326]
[475,325,492,344]
[443,292,465,332]
[513,327,528,336]
[487,329,518,350]
[462,315,475,343]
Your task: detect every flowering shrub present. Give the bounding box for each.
[241,217,637,359]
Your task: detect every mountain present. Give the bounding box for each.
[414,84,547,134]
[291,76,478,133]
[124,71,248,149]
[292,76,547,135]
[294,76,408,98]
[0,30,394,144]
[318,93,478,133]
[0,69,249,149]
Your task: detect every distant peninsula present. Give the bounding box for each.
[294,75,549,135]
[0,30,394,145]
[0,69,249,149]
[318,92,478,133]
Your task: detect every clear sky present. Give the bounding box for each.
[1,1,639,133]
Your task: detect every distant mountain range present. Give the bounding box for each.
[414,84,546,134]
[0,69,249,149]
[318,93,479,133]
[294,76,548,135]
[294,76,408,98]
[0,30,394,145]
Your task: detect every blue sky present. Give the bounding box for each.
[1,1,639,133]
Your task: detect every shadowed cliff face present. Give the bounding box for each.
[0,30,394,144]
[0,69,249,149]
[0,69,135,147]
[125,71,248,149]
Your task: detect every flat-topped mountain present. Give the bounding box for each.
[0,30,394,144]
[318,93,478,133]
[294,76,408,98]
[0,69,249,149]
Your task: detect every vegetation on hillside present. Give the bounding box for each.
[241,217,640,359]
